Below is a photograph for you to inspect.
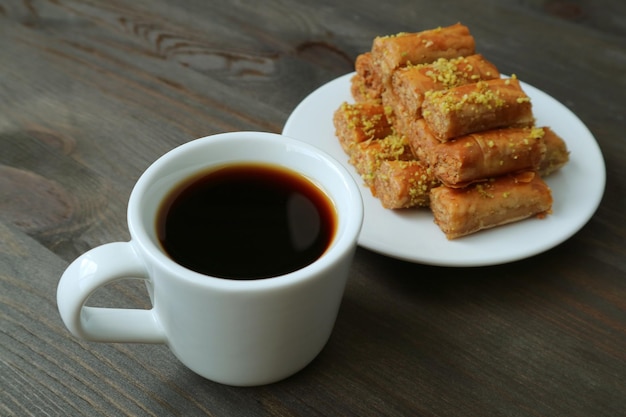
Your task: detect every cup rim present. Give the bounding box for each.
[127,131,363,290]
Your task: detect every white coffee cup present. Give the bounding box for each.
[57,131,363,386]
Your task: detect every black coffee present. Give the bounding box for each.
[156,163,336,280]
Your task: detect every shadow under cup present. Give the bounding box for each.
[126,132,363,385]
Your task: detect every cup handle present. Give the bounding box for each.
[57,242,167,344]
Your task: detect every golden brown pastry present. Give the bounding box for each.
[421,77,534,141]
[402,118,440,164]
[351,52,383,102]
[332,23,570,240]
[372,160,440,209]
[429,171,553,239]
[349,135,415,186]
[333,102,393,153]
[539,127,570,176]
[430,127,547,187]
[371,23,475,87]
[390,54,500,119]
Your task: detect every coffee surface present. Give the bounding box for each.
[157,164,336,279]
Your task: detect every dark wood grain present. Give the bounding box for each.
[2,0,625,416]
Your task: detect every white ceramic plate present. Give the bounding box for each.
[282,73,605,266]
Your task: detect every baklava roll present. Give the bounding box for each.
[430,171,553,239]
[431,127,547,187]
[403,118,440,165]
[381,86,408,128]
[350,74,371,103]
[351,52,383,102]
[539,127,570,176]
[349,135,415,186]
[333,102,393,153]
[372,160,440,209]
[371,23,475,87]
[422,77,535,141]
[391,54,500,118]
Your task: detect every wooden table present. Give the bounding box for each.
[2,1,624,416]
